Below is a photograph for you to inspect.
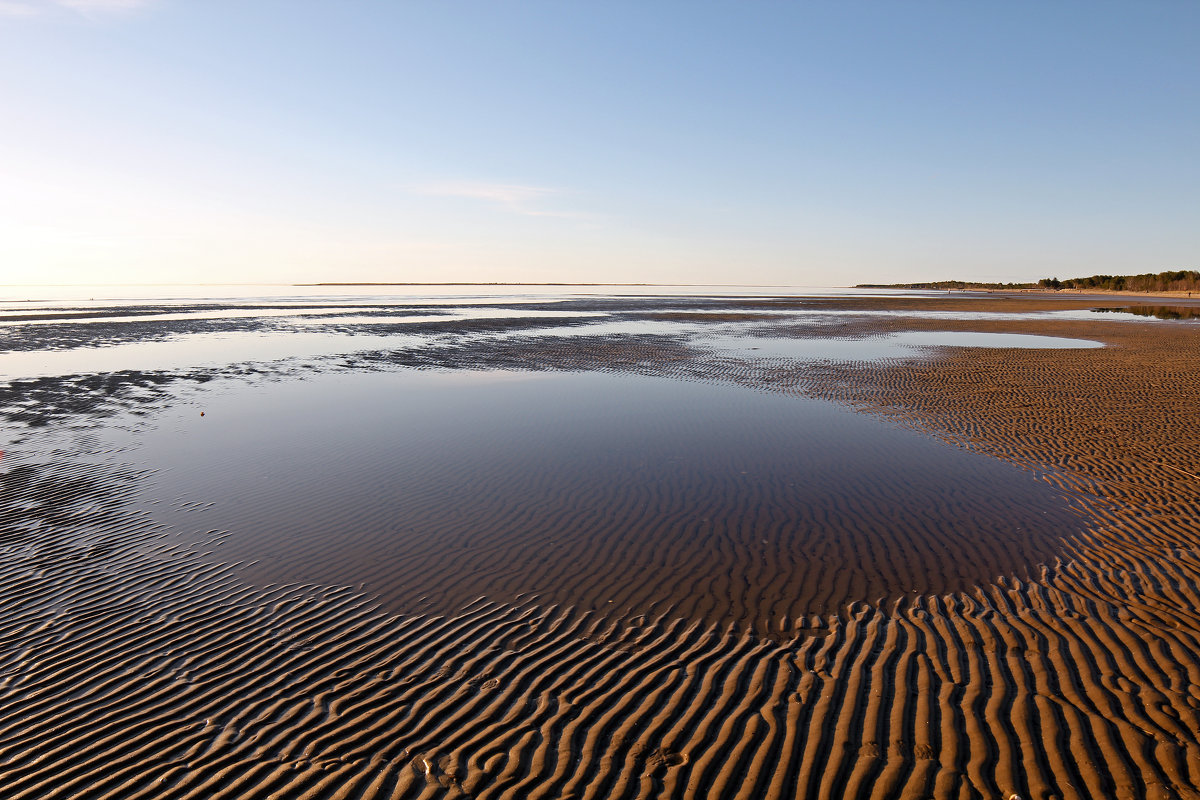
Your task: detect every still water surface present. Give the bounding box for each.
[128,368,1084,629]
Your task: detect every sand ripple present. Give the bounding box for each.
[0,295,1198,798]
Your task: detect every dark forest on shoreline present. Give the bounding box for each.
[859,269,1200,293]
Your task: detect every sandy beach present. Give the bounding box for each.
[0,290,1197,799]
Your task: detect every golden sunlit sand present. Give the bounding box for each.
[0,293,1197,799]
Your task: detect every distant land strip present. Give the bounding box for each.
[856,280,1037,290]
[859,268,1200,294]
[297,286,667,289]
[295,282,801,288]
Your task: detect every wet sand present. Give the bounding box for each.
[0,292,1198,798]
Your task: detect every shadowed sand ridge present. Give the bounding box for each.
[0,293,1197,799]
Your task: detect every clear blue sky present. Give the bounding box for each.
[1,1,1196,286]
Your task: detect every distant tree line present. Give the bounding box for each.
[1038,270,1200,292]
[859,269,1200,293]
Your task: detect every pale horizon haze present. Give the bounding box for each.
[1,1,1196,287]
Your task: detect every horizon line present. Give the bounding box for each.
[295,282,800,288]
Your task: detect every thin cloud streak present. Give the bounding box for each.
[59,0,150,8]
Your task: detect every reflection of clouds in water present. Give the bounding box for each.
[697,331,1103,361]
[0,293,1106,383]
[0,307,397,327]
[770,308,1128,322]
[0,306,601,328]
[289,308,605,326]
[488,319,706,340]
[0,332,422,380]
[894,330,1102,349]
[0,284,944,309]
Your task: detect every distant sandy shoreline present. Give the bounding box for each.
[974,287,1200,299]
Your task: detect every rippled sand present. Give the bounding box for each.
[0,292,1198,799]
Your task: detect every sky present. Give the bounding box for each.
[0,1,1197,287]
